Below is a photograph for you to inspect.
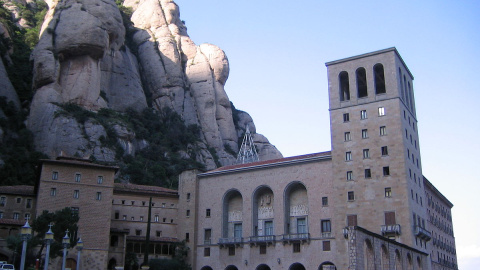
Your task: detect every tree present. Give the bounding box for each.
[31,207,80,259]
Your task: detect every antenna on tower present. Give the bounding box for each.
[236,125,259,164]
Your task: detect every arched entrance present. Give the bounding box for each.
[225,265,238,270]
[200,267,213,270]
[256,264,271,270]
[66,258,76,270]
[289,262,306,270]
[319,261,337,270]
[108,258,117,270]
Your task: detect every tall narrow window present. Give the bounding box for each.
[0,197,5,206]
[322,197,328,206]
[50,188,56,196]
[346,171,353,180]
[364,169,371,178]
[385,188,392,197]
[404,76,409,107]
[297,218,307,234]
[26,199,32,209]
[343,113,350,122]
[52,171,58,180]
[347,191,355,201]
[356,67,368,98]
[385,211,396,225]
[399,68,405,100]
[73,190,79,199]
[408,82,414,110]
[97,176,103,184]
[383,166,390,176]
[204,229,212,245]
[265,221,274,235]
[363,149,370,159]
[347,214,358,226]
[362,129,368,139]
[206,209,211,217]
[360,110,368,119]
[339,71,350,101]
[345,152,352,161]
[234,223,242,238]
[344,132,351,141]
[374,64,386,94]
[378,107,385,116]
[75,173,81,182]
[321,220,331,233]
[96,192,102,200]
[381,146,389,156]
[380,126,387,136]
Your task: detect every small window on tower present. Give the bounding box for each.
[346,171,353,181]
[385,188,392,197]
[360,110,367,119]
[343,113,350,122]
[381,146,389,156]
[344,132,351,141]
[364,169,371,178]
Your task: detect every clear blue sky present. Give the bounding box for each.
[174,1,480,268]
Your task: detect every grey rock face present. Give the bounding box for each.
[26,0,282,168]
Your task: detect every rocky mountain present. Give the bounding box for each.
[0,0,282,181]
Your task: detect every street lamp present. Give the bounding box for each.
[76,238,83,270]
[43,225,54,270]
[20,221,32,270]
[61,230,70,270]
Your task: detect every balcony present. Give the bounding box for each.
[321,232,332,238]
[218,237,244,247]
[381,224,401,236]
[281,233,310,244]
[249,235,275,246]
[414,226,432,241]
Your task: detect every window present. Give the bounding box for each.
[385,188,392,197]
[186,210,190,217]
[140,216,144,221]
[142,201,146,206]
[26,199,32,209]
[73,190,79,199]
[162,203,166,208]
[356,67,368,98]
[121,200,125,205]
[13,212,19,220]
[71,207,79,216]
[131,217,134,221]
[206,209,211,217]
[297,218,307,234]
[156,231,162,237]
[343,113,350,122]
[136,230,141,236]
[364,169,371,178]
[186,233,190,242]
[265,221,274,235]
[346,171,353,181]
[204,229,212,245]
[339,71,350,101]
[347,191,355,201]
[323,241,331,251]
[204,247,210,257]
[131,201,134,205]
[385,211,396,225]
[97,176,103,184]
[293,242,301,253]
[52,171,58,180]
[123,215,127,220]
[345,152,352,161]
[75,173,81,182]
[374,64,386,94]
[16,198,21,203]
[24,213,30,220]
[234,223,242,238]
[154,215,159,222]
[50,188,56,196]
[96,192,102,200]
[380,126,386,136]
[163,218,166,222]
[381,146,388,156]
[321,220,331,233]
[228,246,235,256]
[347,215,358,226]
[110,235,119,247]
[0,212,3,218]
[378,107,385,116]
[383,166,390,176]
[344,132,351,141]
[186,193,191,201]
[259,244,267,254]
[0,197,5,206]
[170,219,173,223]
[322,197,328,206]
[363,149,370,159]
[115,212,119,219]
[360,110,367,119]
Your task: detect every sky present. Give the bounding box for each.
[174,0,480,269]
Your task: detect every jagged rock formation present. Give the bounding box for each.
[22,0,282,170]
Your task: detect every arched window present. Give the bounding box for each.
[365,239,375,270]
[222,190,243,241]
[408,82,414,111]
[407,253,413,270]
[284,182,308,236]
[255,264,272,270]
[252,186,275,239]
[201,267,213,270]
[319,262,337,270]
[394,250,402,270]
[381,245,389,269]
[225,266,239,270]
[356,67,368,98]
[399,68,405,100]
[289,263,306,270]
[374,64,386,94]
[339,71,350,101]
[417,256,423,270]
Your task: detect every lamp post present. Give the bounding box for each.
[20,220,32,270]
[61,230,70,270]
[43,225,54,270]
[76,238,83,270]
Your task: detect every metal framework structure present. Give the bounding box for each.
[236,126,259,164]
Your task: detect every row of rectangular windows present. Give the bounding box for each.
[344,127,387,141]
[0,211,31,220]
[346,167,390,180]
[218,239,332,257]
[345,147,389,161]
[343,107,385,122]
[114,212,174,224]
[49,188,102,200]
[112,200,175,208]
[347,188,392,201]
[0,197,32,208]
[51,171,104,184]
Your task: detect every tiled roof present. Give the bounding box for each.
[114,183,178,196]
[206,151,332,174]
[0,185,35,196]
[0,218,25,226]
[41,158,119,171]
